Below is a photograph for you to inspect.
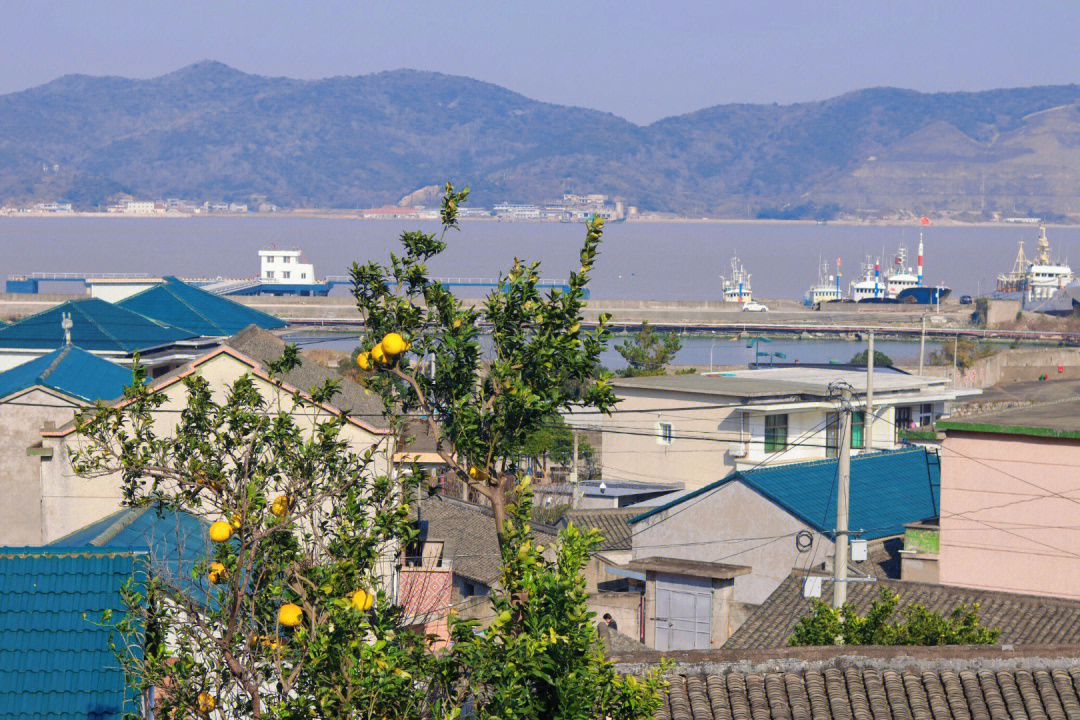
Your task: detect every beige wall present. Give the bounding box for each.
[939,431,1080,599]
[38,353,389,543]
[600,387,742,491]
[601,387,915,491]
[589,590,642,642]
[631,481,831,607]
[0,388,82,545]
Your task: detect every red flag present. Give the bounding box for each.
[920,217,931,225]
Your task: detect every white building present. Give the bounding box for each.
[123,200,156,214]
[259,248,315,284]
[570,366,978,492]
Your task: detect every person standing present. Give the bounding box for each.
[602,613,618,632]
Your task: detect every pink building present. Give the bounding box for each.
[937,402,1080,599]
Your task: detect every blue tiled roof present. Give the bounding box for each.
[631,447,940,541]
[0,547,145,719]
[117,277,287,336]
[0,298,197,353]
[0,345,134,403]
[52,507,211,593]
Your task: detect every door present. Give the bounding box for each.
[654,573,712,650]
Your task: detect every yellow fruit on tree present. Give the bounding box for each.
[208,562,226,584]
[381,332,406,356]
[208,521,233,543]
[197,692,216,711]
[278,602,303,628]
[356,352,371,370]
[230,513,242,529]
[371,343,387,365]
[271,495,291,517]
[351,589,369,611]
[468,466,487,481]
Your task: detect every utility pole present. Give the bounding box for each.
[833,387,852,608]
[952,334,959,381]
[570,429,581,508]
[866,330,874,450]
[918,313,927,376]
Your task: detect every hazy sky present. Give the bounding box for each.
[4,1,1079,124]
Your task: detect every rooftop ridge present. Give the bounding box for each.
[36,343,73,382]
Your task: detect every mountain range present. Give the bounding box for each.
[4,61,1080,217]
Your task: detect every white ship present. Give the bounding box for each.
[885,243,919,297]
[849,256,887,302]
[803,257,843,306]
[721,253,753,303]
[996,226,1074,305]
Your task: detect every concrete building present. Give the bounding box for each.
[25,327,391,544]
[627,448,941,630]
[259,248,315,284]
[585,367,975,491]
[936,401,1080,599]
[0,346,134,546]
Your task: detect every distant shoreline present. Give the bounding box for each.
[2,212,1076,228]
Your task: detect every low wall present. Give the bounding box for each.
[985,299,1023,329]
[906,346,1080,389]
[589,590,643,643]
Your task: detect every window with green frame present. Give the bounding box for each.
[764,414,788,453]
[826,411,865,455]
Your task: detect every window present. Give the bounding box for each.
[656,421,674,445]
[266,271,275,279]
[851,411,865,449]
[920,403,934,427]
[462,582,475,598]
[284,256,292,263]
[826,411,864,455]
[764,414,788,453]
[300,273,307,279]
[282,271,291,279]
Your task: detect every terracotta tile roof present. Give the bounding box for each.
[561,508,640,551]
[415,496,558,588]
[226,325,389,429]
[724,572,1080,650]
[656,663,1080,720]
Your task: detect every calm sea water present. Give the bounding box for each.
[285,331,944,369]
[2,216,1077,301]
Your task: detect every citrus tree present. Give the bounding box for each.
[351,184,666,720]
[71,352,443,719]
[349,183,616,534]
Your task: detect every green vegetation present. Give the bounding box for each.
[70,186,666,720]
[615,322,681,377]
[849,349,894,367]
[929,337,1001,370]
[789,588,999,647]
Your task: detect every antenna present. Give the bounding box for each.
[61,312,73,345]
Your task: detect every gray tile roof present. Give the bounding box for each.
[561,508,640,551]
[724,572,1080,650]
[226,325,389,429]
[415,495,558,588]
[653,661,1080,720]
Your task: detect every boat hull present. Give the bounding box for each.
[895,286,951,304]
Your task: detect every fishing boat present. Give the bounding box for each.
[889,235,951,304]
[996,226,1073,306]
[803,257,843,306]
[850,256,889,302]
[721,253,752,303]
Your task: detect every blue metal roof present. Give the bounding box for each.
[52,507,211,594]
[631,447,940,541]
[0,297,197,353]
[0,345,134,402]
[117,277,287,336]
[0,547,145,719]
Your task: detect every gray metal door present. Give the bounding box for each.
[654,573,712,650]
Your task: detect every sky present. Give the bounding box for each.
[4,0,1080,125]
